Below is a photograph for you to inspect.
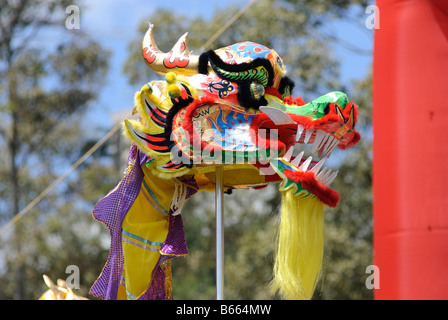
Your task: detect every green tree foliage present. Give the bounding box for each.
[122,0,373,299]
[0,0,113,299]
[0,0,373,300]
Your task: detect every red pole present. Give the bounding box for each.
[373,0,448,299]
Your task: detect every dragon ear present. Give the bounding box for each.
[335,103,345,122]
[347,104,356,129]
[335,103,357,130]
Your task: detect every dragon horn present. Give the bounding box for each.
[142,23,199,76]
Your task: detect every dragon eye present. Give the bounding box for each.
[324,103,331,115]
[250,82,265,101]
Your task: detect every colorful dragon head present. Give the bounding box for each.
[92,24,361,301]
[124,24,360,207]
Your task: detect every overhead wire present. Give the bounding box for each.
[0,0,259,237]
[200,0,257,51]
[0,122,122,236]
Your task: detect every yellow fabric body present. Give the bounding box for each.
[118,165,175,300]
[270,190,324,300]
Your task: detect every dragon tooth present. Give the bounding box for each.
[318,148,324,159]
[316,168,331,184]
[325,170,339,187]
[259,106,295,125]
[311,130,326,153]
[283,145,295,161]
[290,150,304,167]
[320,169,333,184]
[325,138,339,158]
[299,156,313,171]
[318,134,330,158]
[321,136,332,152]
[310,157,326,174]
[296,124,305,141]
[316,167,330,181]
[323,136,336,154]
[304,128,314,144]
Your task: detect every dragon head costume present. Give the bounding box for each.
[90,24,360,300]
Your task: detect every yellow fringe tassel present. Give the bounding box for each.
[270,190,324,300]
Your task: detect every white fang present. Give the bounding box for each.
[310,158,326,174]
[259,106,295,125]
[299,156,313,171]
[291,150,304,167]
[311,130,326,153]
[304,128,314,144]
[296,124,305,142]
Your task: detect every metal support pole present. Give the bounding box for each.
[215,166,224,300]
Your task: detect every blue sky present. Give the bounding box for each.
[79,0,244,129]
[76,0,373,130]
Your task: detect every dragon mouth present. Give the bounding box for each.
[254,104,346,207]
[267,123,341,208]
[252,96,359,208]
